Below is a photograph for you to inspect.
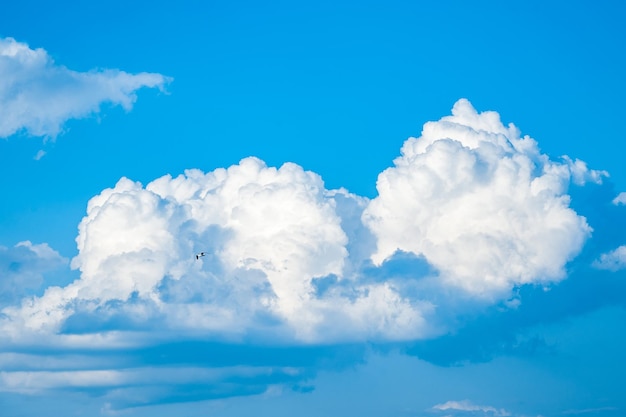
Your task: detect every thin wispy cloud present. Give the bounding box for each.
[612,192,626,206]
[433,400,512,416]
[561,407,619,415]
[0,37,171,140]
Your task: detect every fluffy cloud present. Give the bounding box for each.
[1,99,609,406]
[593,246,626,271]
[2,157,427,343]
[3,100,606,343]
[363,99,602,298]
[0,37,170,139]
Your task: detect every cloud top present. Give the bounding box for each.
[3,157,428,344]
[364,99,601,297]
[0,37,170,139]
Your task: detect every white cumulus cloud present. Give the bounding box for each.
[2,157,428,343]
[0,99,609,403]
[0,37,170,139]
[363,99,601,298]
[593,245,626,271]
[1,100,605,346]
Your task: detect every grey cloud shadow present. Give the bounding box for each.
[362,250,436,283]
[405,266,626,366]
[0,244,73,308]
[404,181,626,366]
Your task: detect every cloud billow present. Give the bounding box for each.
[3,157,428,344]
[364,99,603,298]
[0,99,615,407]
[0,37,170,139]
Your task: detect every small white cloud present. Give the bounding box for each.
[433,400,511,416]
[612,192,626,206]
[593,245,626,271]
[0,37,171,139]
[0,99,612,403]
[33,149,46,160]
[562,156,608,186]
[363,99,594,298]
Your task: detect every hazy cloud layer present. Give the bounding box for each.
[1,99,619,407]
[0,37,170,139]
[0,241,68,308]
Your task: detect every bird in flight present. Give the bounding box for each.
[196,252,207,260]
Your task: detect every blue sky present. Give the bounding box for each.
[1,1,626,416]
